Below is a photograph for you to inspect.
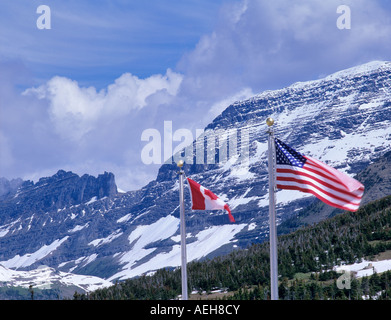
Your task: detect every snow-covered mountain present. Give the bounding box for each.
[0,61,391,294]
[0,264,111,294]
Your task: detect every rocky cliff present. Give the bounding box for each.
[0,61,390,289]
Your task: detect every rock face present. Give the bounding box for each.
[0,61,391,287]
[0,170,117,214]
[356,151,391,205]
[0,178,23,200]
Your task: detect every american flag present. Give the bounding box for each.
[274,138,364,212]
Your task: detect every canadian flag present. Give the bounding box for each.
[186,178,235,223]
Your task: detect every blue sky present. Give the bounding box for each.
[0,0,225,88]
[1,0,391,190]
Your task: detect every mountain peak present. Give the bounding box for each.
[1,61,391,292]
[323,60,391,81]
[12,170,118,211]
[53,169,76,179]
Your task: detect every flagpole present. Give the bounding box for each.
[266,117,279,300]
[177,160,188,300]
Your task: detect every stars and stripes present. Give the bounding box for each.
[275,138,364,212]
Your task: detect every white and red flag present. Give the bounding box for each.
[274,138,364,212]
[186,178,235,223]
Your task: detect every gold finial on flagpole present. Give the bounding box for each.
[266,117,275,127]
[177,160,184,168]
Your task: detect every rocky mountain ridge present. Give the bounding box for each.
[0,61,391,294]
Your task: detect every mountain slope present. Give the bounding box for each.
[0,264,111,298]
[357,150,391,205]
[87,194,391,300]
[0,61,391,288]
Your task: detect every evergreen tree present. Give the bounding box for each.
[86,195,391,300]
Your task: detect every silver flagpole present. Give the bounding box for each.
[266,117,278,300]
[177,160,188,300]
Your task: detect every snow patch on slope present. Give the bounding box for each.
[0,264,111,292]
[109,215,180,281]
[335,259,391,278]
[89,229,123,248]
[0,237,69,269]
[110,223,247,281]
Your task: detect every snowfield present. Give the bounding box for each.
[1,61,391,295]
[0,237,69,269]
[109,217,247,281]
[335,259,391,278]
[0,264,112,292]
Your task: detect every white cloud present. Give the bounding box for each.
[178,0,391,96]
[24,69,183,141]
[2,0,391,191]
